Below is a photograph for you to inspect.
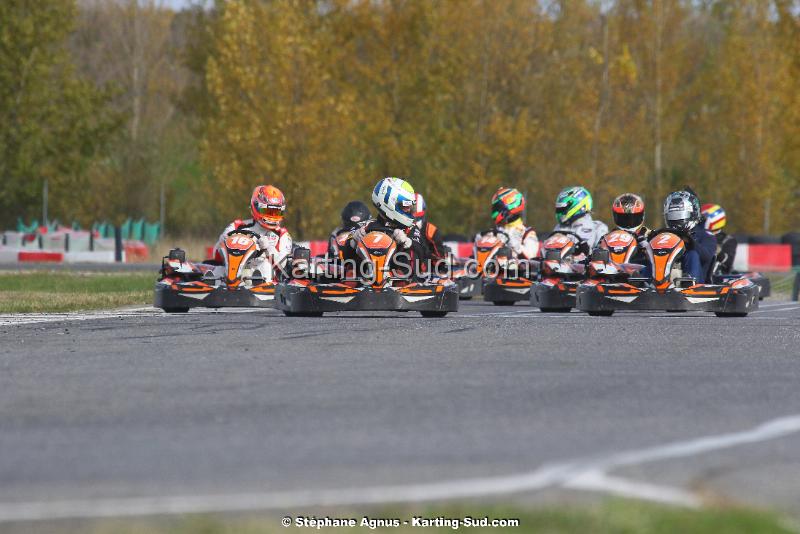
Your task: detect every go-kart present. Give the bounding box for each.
[275,226,458,317]
[450,232,506,300]
[530,231,601,312]
[576,229,759,317]
[154,229,277,313]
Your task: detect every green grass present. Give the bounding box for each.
[0,272,154,313]
[55,500,797,534]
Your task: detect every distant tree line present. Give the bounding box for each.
[1,0,799,238]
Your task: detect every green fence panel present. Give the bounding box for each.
[120,218,131,240]
[143,222,161,245]
[131,219,144,241]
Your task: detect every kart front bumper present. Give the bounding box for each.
[530,280,579,310]
[275,282,459,314]
[483,278,532,303]
[575,282,759,314]
[154,281,275,310]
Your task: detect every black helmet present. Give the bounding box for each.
[340,201,371,230]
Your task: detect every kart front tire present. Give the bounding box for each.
[283,311,324,317]
[588,310,614,317]
[459,295,473,301]
[421,311,448,318]
[163,307,189,314]
[715,312,748,318]
[540,307,571,313]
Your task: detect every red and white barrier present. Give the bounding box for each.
[734,244,792,272]
[0,247,119,263]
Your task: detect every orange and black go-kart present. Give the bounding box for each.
[529,230,599,312]
[481,244,539,306]
[154,229,277,313]
[450,230,507,300]
[275,225,458,317]
[576,229,759,317]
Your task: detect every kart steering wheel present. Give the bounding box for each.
[227,228,262,239]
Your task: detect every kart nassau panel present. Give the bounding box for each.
[482,277,533,303]
[154,280,276,309]
[575,279,759,314]
[275,281,459,313]
[530,278,579,310]
[714,272,771,299]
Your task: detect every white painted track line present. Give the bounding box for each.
[1,415,799,522]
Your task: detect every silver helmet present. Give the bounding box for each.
[663,190,701,231]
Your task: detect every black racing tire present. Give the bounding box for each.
[588,310,614,317]
[420,311,448,318]
[715,312,748,318]
[283,311,324,317]
[162,307,189,314]
[492,301,515,306]
[459,295,473,301]
[540,307,571,313]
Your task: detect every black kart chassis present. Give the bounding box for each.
[275,282,459,314]
[575,282,759,314]
[530,280,579,310]
[154,281,275,310]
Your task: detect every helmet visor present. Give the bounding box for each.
[396,198,414,216]
[614,212,644,230]
[666,210,693,230]
[254,203,284,218]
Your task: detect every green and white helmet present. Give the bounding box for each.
[555,186,593,225]
[371,177,416,227]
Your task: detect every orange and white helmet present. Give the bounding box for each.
[250,185,285,229]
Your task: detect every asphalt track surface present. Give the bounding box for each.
[1,299,799,524]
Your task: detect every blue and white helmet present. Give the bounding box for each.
[371,177,416,227]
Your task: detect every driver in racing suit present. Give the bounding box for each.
[553,186,608,254]
[663,190,716,283]
[341,177,428,275]
[475,187,539,259]
[214,184,293,281]
[701,203,737,275]
[412,193,447,261]
[328,200,372,257]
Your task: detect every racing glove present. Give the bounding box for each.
[257,236,278,257]
[350,225,368,244]
[392,228,413,249]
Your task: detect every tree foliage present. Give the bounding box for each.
[0,0,120,228]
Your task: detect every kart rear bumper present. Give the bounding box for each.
[483,278,532,303]
[575,282,759,314]
[275,282,459,313]
[530,281,578,310]
[154,282,275,309]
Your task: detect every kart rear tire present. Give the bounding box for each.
[492,301,515,306]
[420,311,448,318]
[283,311,324,317]
[540,307,571,313]
[459,296,473,301]
[715,312,748,318]
[588,310,614,317]
[162,307,189,314]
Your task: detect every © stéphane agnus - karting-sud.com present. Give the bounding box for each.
[155,178,766,318]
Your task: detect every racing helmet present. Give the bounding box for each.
[371,177,416,228]
[612,193,646,232]
[555,186,592,225]
[413,193,426,229]
[663,190,701,231]
[250,185,285,229]
[340,201,371,230]
[701,203,726,235]
[491,187,525,225]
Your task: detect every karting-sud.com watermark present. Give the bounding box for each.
[283,515,520,529]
